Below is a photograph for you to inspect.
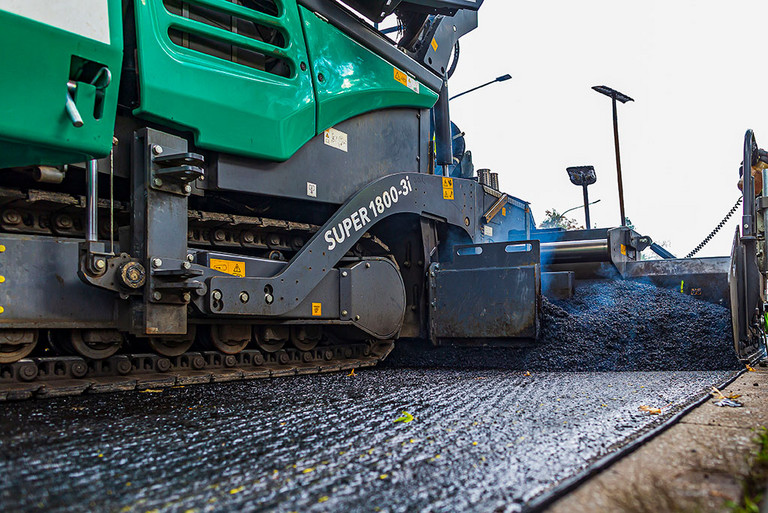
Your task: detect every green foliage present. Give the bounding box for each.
[538,209,584,230]
[729,427,768,513]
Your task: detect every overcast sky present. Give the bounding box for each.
[448,1,768,257]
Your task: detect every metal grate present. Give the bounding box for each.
[163,0,291,77]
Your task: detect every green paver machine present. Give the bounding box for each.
[0,0,764,400]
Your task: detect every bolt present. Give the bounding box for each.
[354,315,360,321]
[186,254,194,262]
[214,229,227,242]
[94,258,106,270]
[341,310,348,317]
[342,271,348,277]
[182,292,191,302]
[2,210,21,225]
[182,261,192,270]
[318,73,325,82]
[300,62,307,71]
[152,144,163,156]
[265,293,274,304]
[212,290,222,301]
[152,258,163,268]
[365,262,371,268]
[54,214,73,230]
[242,231,255,244]
[153,178,163,187]
[464,217,470,226]
[239,292,249,303]
[183,184,192,194]
[152,291,162,301]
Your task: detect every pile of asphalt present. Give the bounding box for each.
[385,279,741,371]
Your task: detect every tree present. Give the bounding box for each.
[539,209,584,230]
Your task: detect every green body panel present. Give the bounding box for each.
[0,2,123,167]
[133,0,316,161]
[299,7,438,134]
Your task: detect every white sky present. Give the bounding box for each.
[448,0,768,257]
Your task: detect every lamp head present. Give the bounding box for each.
[566,165,597,186]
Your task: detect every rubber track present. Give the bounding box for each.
[0,342,394,402]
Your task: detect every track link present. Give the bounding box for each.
[0,341,394,401]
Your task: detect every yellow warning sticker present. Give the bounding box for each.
[394,67,420,93]
[502,207,506,216]
[431,38,438,52]
[394,68,408,87]
[442,177,454,200]
[210,258,246,277]
[620,244,627,256]
[312,303,322,316]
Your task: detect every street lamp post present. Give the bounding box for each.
[566,166,597,228]
[450,74,512,101]
[592,85,633,227]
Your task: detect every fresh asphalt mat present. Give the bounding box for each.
[0,368,738,512]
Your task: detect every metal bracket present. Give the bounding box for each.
[149,258,207,305]
[150,151,205,196]
[207,172,477,317]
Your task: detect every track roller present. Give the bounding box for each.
[203,324,251,354]
[255,326,287,353]
[52,329,124,360]
[290,326,321,351]
[147,326,197,357]
[0,329,38,363]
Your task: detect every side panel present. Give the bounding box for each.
[0,235,116,328]
[298,6,438,134]
[0,0,123,167]
[212,108,428,204]
[132,0,316,161]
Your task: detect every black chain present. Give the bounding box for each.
[685,197,743,258]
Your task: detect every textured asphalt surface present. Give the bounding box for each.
[0,368,737,513]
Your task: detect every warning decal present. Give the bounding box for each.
[210,258,246,277]
[393,68,420,94]
[442,177,454,200]
[431,38,438,52]
[312,303,322,316]
[394,67,408,87]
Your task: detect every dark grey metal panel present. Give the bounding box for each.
[429,241,541,341]
[624,257,731,306]
[211,109,425,204]
[431,267,538,340]
[0,235,115,328]
[131,129,190,335]
[542,271,575,300]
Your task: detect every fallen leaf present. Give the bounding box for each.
[379,474,388,480]
[523,371,531,377]
[394,411,414,423]
[347,369,356,376]
[746,364,756,372]
[229,486,245,495]
[302,468,314,474]
[638,405,661,414]
[139,389,163,393]
[318,496,329,503]
[714,398,743,408]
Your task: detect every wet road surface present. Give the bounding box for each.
[0,368,736,512]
